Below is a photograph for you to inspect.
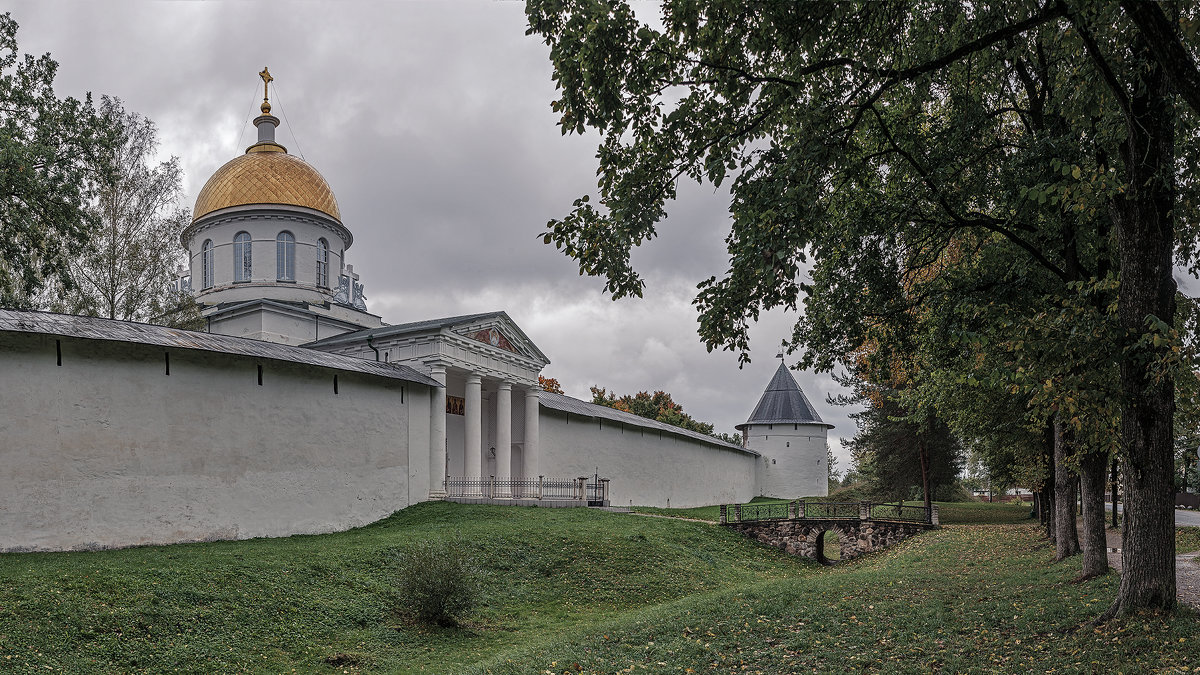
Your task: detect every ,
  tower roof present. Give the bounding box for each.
[192,151,341,222]
[735,362,833,430]
[191,67,341,223]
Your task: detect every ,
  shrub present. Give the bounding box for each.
[826,482,872,501]
[391,537,481,627]
[826,481,975,503]
[934,482,976,503]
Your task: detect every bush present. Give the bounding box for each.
[827,482,873,501]
[933,481,975,503]
[392,537,481,627]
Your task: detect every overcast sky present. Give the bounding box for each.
[8,0,859,465]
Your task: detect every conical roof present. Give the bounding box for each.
[736,362,833,430]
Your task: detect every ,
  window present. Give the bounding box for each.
[234,232,252,282]
[276,231,295,281]
[201,240,214,289]
[316,238,329,287]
